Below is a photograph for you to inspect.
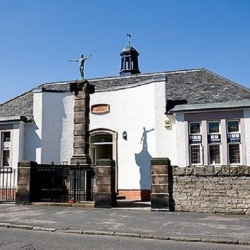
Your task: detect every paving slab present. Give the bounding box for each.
[0,204,250,244]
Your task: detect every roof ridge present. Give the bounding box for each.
[88,68,203,82]
[32,68,204,87]
[38,80,71,86]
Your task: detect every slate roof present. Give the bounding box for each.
[0,91,34,118]
[1,68,250,118]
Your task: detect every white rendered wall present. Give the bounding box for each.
[24,123,39,161]
[29,91,43,163]
[10,123,24,170]
[90,82,164,190]
[41,92,74,164]
[156,112,186,167]
[18,123,25,162]
[244,110,250,165]
[59,94,74,164]
[25,91,74,164]
[154,81,178,165]
[175,114,187,166]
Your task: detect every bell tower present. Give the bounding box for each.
[120,34,140,76]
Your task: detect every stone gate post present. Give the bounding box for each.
[16,161,37,205]
[95,159,116,208]
[151,158,171,210]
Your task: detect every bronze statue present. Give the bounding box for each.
[69,54,92,78]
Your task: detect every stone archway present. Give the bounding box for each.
[90,129,118,192]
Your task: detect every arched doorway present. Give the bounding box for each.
[90,129,117,192]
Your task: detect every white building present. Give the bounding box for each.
[1,45,250,200]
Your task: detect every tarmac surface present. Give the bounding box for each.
[0,203,250,245]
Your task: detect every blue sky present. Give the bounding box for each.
[0,0,249,103]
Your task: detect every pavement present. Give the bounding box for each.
[0,203,250,246]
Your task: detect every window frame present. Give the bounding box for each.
[208,144,221,165]
[228,143,241,165]
[189,122,201,135]
[189,144,202,165]
[0,130,12,168]
[207,121,221,165]
[227,120,240,134]
[227,120,241,165]
[189,122,202,165]
[208,121,220,135]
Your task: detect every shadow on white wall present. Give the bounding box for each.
[135,127,154,189]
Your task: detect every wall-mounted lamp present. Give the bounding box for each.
[122,131,127,140]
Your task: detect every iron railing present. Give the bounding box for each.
[0,168,17,202]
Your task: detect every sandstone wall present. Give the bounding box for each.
[172,166,250,215]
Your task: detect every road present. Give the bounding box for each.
[0,228,249,250]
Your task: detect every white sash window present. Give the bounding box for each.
[1,131,11,167]
[189,122,202,165]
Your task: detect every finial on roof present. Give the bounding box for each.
[127,33,131,47]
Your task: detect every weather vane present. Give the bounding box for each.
[127,33,132,47]
[69,54,92,78]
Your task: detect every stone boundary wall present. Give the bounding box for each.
[172,166,250,215]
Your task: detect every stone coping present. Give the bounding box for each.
[151,158,170,166]
[173,165,250,176]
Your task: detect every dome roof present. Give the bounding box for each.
[122,46,137,52]
[120,46,139,55]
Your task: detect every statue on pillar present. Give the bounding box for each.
[69,54,92,78]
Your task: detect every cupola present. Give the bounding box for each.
[120,35,140,76]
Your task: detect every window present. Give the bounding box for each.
[187,119,242,166]
[208,122,219,134]
[1,132,11,167]
[229,144,240,164]
[208,121,221,164]
[228,121,239,133]
[189,122,202,165]
[209,145,220,164]
[190,145,201,164]
[227,120,240,164]
[190,122,200,134]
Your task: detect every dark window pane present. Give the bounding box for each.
[3,150,10,166]
[228,121,239,133]
[191,145,201,164]
[190,123,200,134]
[90,134,112,143]
[209,122,219,134]
[229,144,240,164]
[3,132,10,142]
[209,145,220,164]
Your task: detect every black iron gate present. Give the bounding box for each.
[32,164,94,203]
[0,168,17,202]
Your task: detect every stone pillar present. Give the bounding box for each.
[16,161,37,205]
[95,159,116,208]
[70,79,95,165]
[151,158,170,210]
